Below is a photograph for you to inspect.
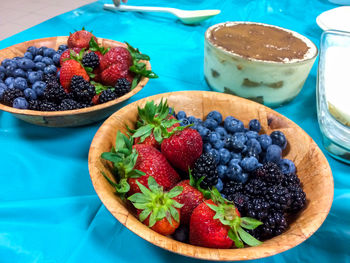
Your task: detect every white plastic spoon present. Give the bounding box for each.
[103,2,220,25]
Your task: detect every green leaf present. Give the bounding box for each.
[167,186,183,198]
[228,228,244,248]
[132,124,154,138]
[240,217,263,230]
[136,180,152,196]
[128,192,149,203]
[115,131,126,151]
[101,152,122,163]
[237,227,262,247]
[139,208,151,222]
[153,127,162,143]
[128,169,145,178]
[101,171,118,188]
[115,178,130,193]
[131,75,141,90]
[169,206,180,222]
[149,211,157,227]
[172,200,184,209]
[206,203,220,213]
[148,176,161,193]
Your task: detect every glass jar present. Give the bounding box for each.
[317,30,350,164]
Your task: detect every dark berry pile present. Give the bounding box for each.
[176,110,306,240]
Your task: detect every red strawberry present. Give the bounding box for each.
[100,46,132,71]
[189,190,263,249]
[59,48,81,66]
[101,132,181,197]
[129,177,183,236]
[68,29,97,49]
[173,179,204,225]
[161,128,203,172]
[92,94,100,105]
[129,144,180,195]
[60,60,89,92]
[132,100,183,149]
[101,63,128,86]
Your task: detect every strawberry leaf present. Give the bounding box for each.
[167,186,183,198]
[132,124,154,138]
[148,176,162,193]
[139,208,151,222]
[149,211,157,227]
[240,217,263,230]
[228,228,244,248]
[169,206,180,222]
[237,227,262,247]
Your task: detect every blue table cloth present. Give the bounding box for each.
[0,0,349,262]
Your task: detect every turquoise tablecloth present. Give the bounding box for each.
[0,0,349,262]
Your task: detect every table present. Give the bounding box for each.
[0,0,349,262]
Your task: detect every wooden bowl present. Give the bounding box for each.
[0,37,150,127]
[88,91,333,261]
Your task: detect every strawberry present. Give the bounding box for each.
[68,29,98,49]
[101,63,129,86]
[173,178,204,225]
[161,128,203,172]
[92,94,100,105]
[101,132,181,197]
[59,48,81,66]
[100,46,132,71]
[189,189,263,248]
[129,177,183,236]
[132,100,183,149]
[59,60,89,92]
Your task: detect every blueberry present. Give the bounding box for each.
[13,97,28,109]
[58,44,68,51]
[213,139,225,150]
[44,65,57,75]
[42,57,54,66]
[28,71,43,84]
[188,116,196,124]
[0,86,5,100]
[208,148,220,164]
[5,77,14,86]
[173,225,189,242]
[23,88,37,100]
[215,126,227,138]
[231,152,242,161]
[197,126,210,141]
[270,131,287,150]
[37,47,47,56]
[207,110,222,124]
[224,135,234,150]
[14,77,28,90]
[32,81,46,96]
[5,66,16,77]
[219,148,231,165]
[8,82,14,89]
[13,68,27,78]
[240,157,261,172]
[43,48,56,58]
[215,178,224,192]
[231,132,247,151]
[266,144,282,163]
[0,66,5,74]
[203,143,212,153]
[0,82,7,90]
[217,165,227,180]
[176,110,186,120]
[226,163,243,181]
[258,134,272,151]
[246,130,259,139]
[236,173,249,184]
[203,118,218,130]
[180,118,190,127]
[279,159,296,175]
[24,52,33,60]
[228,158,241,167]
[194,118,202,125]
[224,116,244,133]
[35,62,46,71]
[1,58,12,67]
[18,58,35,70]
[0,72,5,80]
[242,146,260,159]
[208,131,221,144]
[249,119,261,132]
[7,60,18,68]
[246,138,262,154]
[57,70,60,79]
[27,46,38,56]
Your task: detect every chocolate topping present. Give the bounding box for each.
[209,23,310,62]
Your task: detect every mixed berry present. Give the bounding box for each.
[0,28,157,111]
[101,99,306,249]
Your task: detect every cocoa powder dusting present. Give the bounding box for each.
[209,23,310,62]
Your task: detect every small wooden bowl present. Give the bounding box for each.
[88,91,333,261]
[0,37,150,127]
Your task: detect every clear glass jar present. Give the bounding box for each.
[317,30,350,164]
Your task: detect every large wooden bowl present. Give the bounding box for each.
[88,91,333,261]
[0,37,150,127]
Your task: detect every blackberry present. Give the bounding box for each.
[43,84,67,103]
[244,178,267,197]
[232,192,250,213]
[287,184,306,213]
[246,198,270,220]
[265,185,292,212]
[58,99,80,111]
[192,153,218,189]
[28,100,40,111]
[40,101,57,111]
[43,73,58,85]
[254,162,284,184]
[282,173,301,187]
[114,78,131,97]
[99,89,118,104]
[82,52,99,69]
[221,181,244,200]
[70,76,96,104]
[1,88,24,106]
